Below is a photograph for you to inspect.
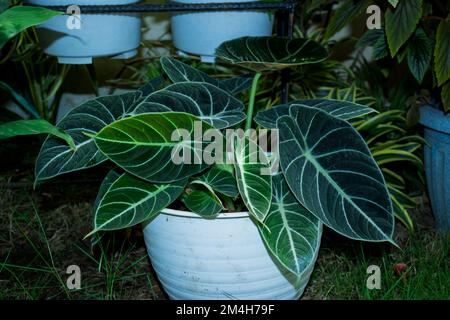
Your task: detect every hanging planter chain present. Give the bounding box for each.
[25,1,297,14]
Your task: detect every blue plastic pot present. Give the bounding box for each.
[420,106,450,232]
[25,0,142,64]
[171,0,274,63]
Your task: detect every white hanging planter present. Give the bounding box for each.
[171,0,274,63]
[25,0,142,64]
[143,208,320,300]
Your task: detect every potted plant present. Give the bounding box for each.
[0,36,396,300]
[171,0,274,63]
[24,0,142,64]
[354,1,449,231]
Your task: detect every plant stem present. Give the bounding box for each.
[245,72,262,131]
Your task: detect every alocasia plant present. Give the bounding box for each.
[1,36,395,283]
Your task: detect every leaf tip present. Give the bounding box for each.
[84,229,99,240]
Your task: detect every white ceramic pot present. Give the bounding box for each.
[143,208,320,300]
[25,0,142,64]
[171,0,274,63]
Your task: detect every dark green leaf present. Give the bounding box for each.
[91,173,186,233]
[160,56,252,94]
[131,82,245,129]
[435,16,450,86]
[35,77,173,182]
[385,0,422,56]
[216,37,328,72]
[259,174,322,279]
[182,189,223,217]
[0,81,39,119]
[255,99,376,129]
[0,1,8,13]
[407,28,432,83]
[220,75,253,95]
[35,91,142,182]
[138,75,165,96]
[93,112,220,183]
[94,170,121,211]
[233,136,272,222]
[324,0,370,41]
[277,105,394,242]
[192,166,238,198]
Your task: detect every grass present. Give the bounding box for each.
[0,166,164,300]
[0,154,448,300]
[304,205,450,300]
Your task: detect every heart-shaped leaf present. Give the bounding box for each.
[216,37,328,72]
[35,91,142,182]
[259,174,322,279]
[191,165,238,198]
[35,77,164,183]
[160,56,252,94]
[93,112,220,183]
[131,82,245,129]
[0,119,75,149]
[255,99,376,129]
[277,105,394,242]
[182,189,223,218]
[233,136,272,222]
[91,173,186,233]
